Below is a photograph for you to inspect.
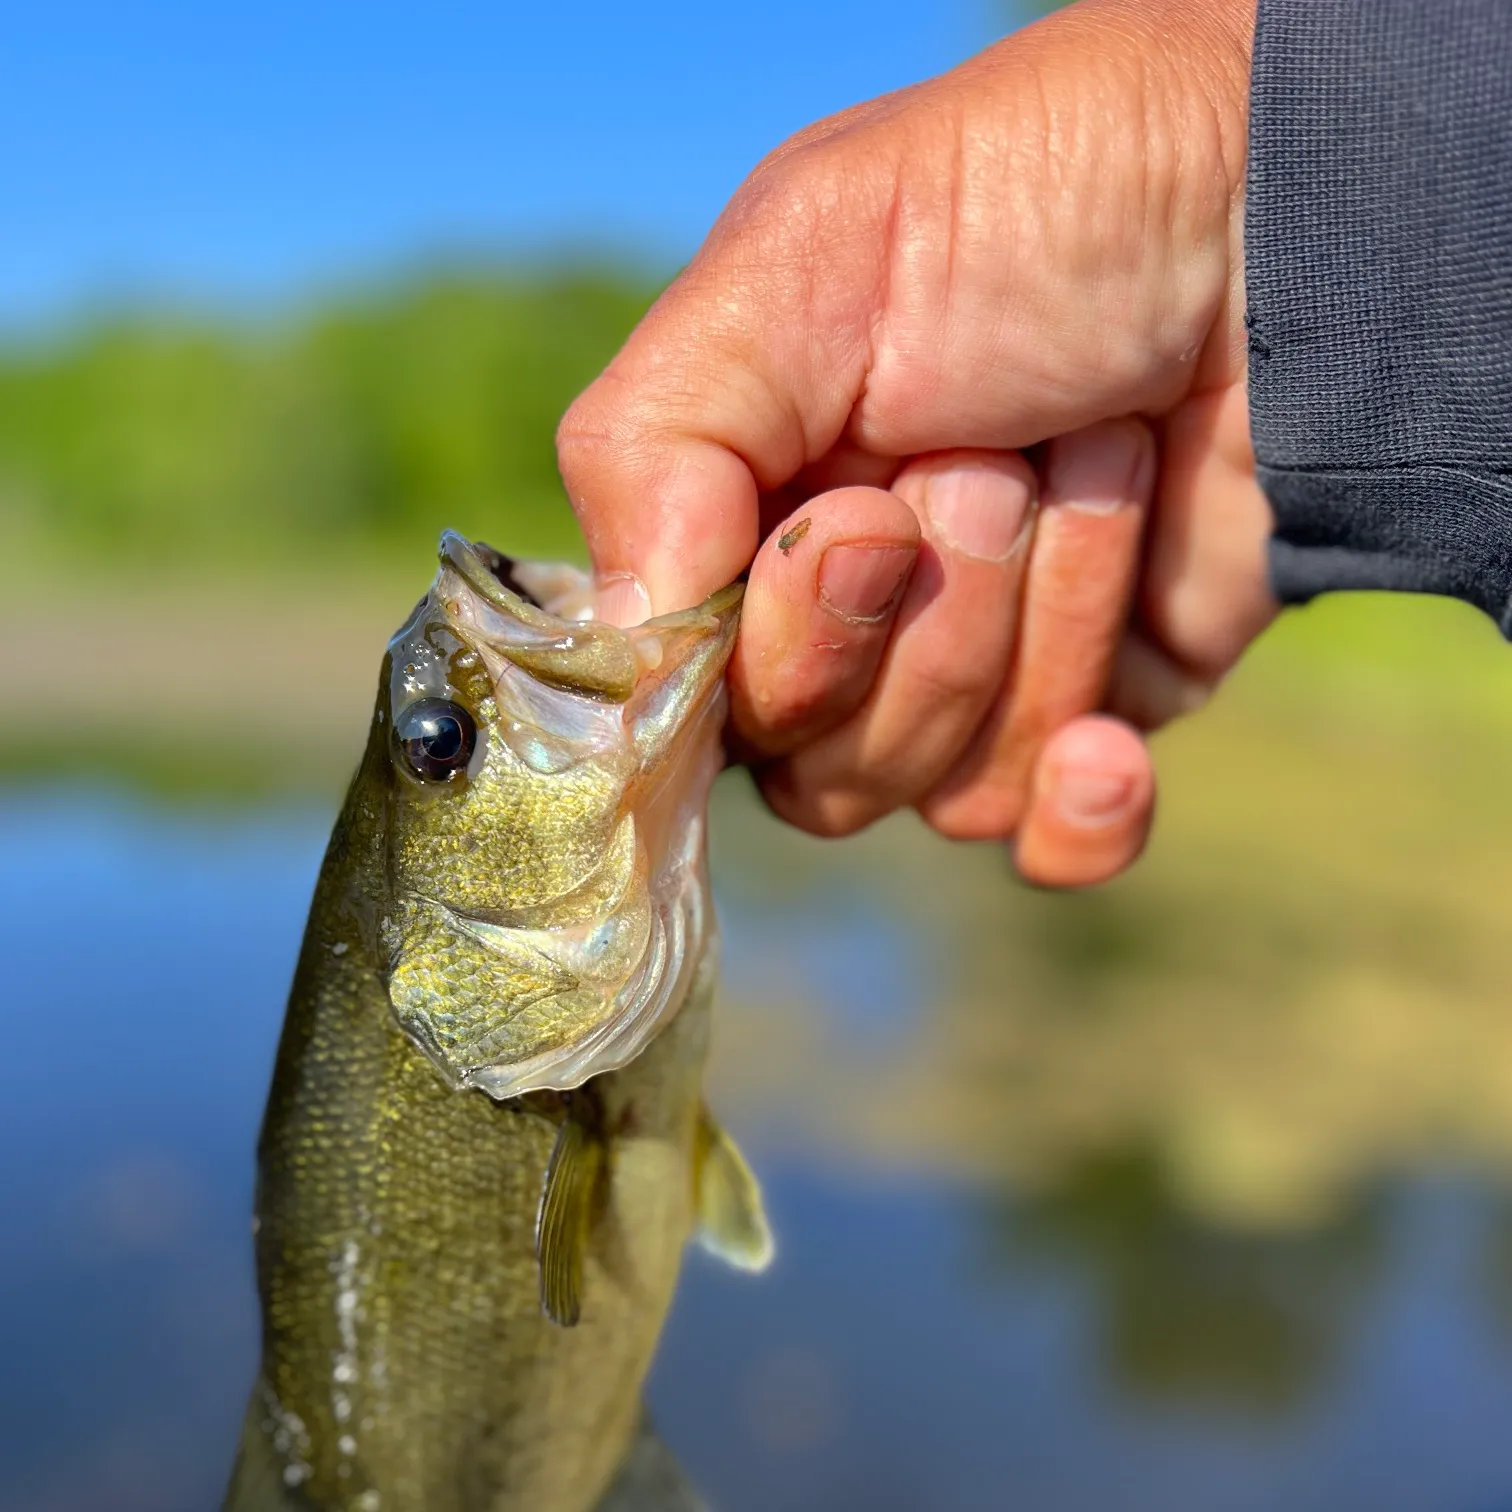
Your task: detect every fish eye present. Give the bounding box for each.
[395,698,478,784]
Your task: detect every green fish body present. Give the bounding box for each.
[224,536,768,1512]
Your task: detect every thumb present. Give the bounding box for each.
[555,347,769,618]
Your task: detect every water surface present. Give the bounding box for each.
[5,785,1512,1512]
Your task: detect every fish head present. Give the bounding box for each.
[374,531,740,1100]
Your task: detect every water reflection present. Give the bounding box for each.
[6,774,1512,1510]
[980,1147,1387,1412]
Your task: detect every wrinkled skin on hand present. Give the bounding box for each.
[559,0,1275,888]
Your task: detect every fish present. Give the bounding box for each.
[223,532,772,1512]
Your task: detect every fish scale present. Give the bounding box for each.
[222,536,765,1512]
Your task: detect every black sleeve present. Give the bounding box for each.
[1246,0,1512,632]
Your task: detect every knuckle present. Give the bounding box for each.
[709,156,823,276]
[752,693,827,746]
[756,768,874,840]
[711,125,897,307]
[908,656,1000,708]
[919,784,1026,843]
[1036,588,1121,645]
[554,391,615,486]
[556,375,671,505]
[728,695,822,762]
[1107,634,1218,732]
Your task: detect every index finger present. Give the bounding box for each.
[555,158,891,613]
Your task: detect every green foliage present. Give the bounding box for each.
[0,269,661,571]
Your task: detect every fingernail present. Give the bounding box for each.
[1048,422,1152,516]
[595,572,652,627]
[1053,766,1137,828]
[923,465,1034,562]
[818,544,915,624]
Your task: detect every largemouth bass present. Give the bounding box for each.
[224,532,771,1512]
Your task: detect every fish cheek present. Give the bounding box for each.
[389,733,628,919]
[379,892,656,1092]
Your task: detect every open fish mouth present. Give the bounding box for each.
[436,531,640,704]
[380,532,742,1100]
[434,530,741,707]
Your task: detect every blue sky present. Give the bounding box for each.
[0,1,1021,330]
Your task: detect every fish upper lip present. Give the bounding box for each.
[439,531,562,625]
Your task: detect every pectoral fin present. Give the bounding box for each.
[694,1106,775,1273]
[536,1114,604,1328]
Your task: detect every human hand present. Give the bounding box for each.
[559,0,1276,885]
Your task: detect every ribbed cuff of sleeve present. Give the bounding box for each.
[1262,467,1512,633]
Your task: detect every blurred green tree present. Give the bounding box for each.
[0,270,659,572]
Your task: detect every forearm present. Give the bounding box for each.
[1247,0,1512,629]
